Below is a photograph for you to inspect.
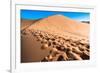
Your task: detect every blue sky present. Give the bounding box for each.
[21,9,90,21]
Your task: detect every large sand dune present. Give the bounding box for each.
[28,14,89,37]
[21,14,90,62]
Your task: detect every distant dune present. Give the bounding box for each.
[81,21,90,24]
[21,19,40,31]
[21,14,90,62]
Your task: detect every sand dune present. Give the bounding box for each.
[28,14,89,38]
[21,14,90,62]
[21,19,40,31]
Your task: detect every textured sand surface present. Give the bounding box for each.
[21,15,90,62]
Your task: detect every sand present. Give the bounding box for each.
[21,14,90,62]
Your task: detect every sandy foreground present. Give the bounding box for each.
[21,15,90,63]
